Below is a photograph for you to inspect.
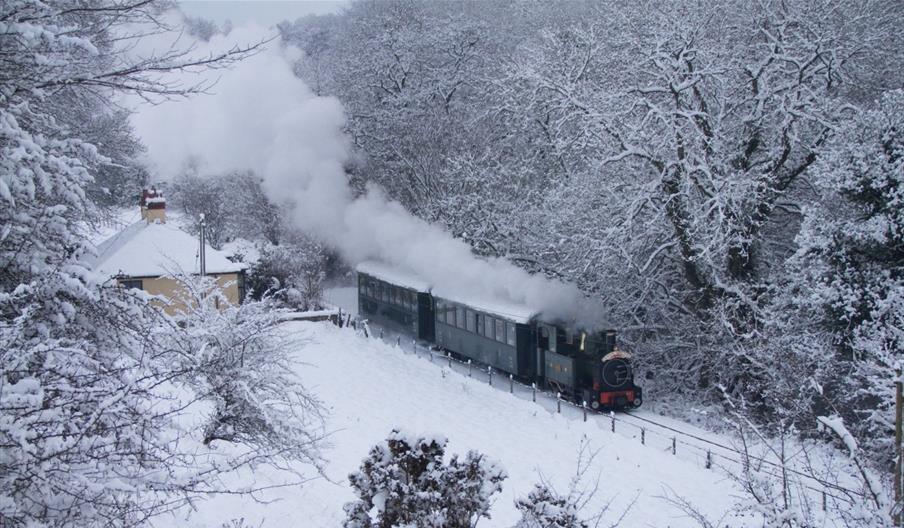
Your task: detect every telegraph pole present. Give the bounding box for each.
[895,367,902,526]
[199,213,207,276]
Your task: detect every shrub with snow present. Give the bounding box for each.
[343,430,506,528]
[166,273,326,469]
[514,484,589,528]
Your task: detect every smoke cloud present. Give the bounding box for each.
[131,17,603,326]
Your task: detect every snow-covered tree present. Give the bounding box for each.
[343,430,506,528]
[0,1,294,525]
[792,90,904,461]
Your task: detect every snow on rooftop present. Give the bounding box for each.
[356,260,538,323]
[89,220,246,279]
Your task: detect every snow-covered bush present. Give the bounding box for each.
[515,440,625,528]
[515,484,589,528]
[245,238,329,311]
[343,430,506,528]
[165,273,325,468]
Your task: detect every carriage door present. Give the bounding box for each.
[536,324,554,387]
[417,293,435,342]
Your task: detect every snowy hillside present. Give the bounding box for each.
[188,321,748,527]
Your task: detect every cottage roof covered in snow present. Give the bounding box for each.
[91,221,247,279]
[356,260,539,323]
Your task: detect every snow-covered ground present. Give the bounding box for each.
[188,320,753,527]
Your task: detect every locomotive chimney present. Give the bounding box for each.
[605,330,616,354]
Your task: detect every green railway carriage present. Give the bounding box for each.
[356,262,642,410]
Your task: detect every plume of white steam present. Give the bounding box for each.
[130,18,604,326]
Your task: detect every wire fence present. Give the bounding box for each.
[345,317,867,510]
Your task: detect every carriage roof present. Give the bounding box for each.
[356,261,538,324]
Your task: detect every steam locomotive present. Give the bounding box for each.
[356,262,642,410]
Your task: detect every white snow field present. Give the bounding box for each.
[187,321,754,528]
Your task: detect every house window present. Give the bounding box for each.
[506,322,516,346]
[120,279,143,290]
[466,310,476,333]
[484,316,495,340]
[237,273,246,304]
[495,319,505,343]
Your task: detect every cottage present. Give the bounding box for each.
[91,189,247,315]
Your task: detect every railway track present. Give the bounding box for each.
[349,318,867,509]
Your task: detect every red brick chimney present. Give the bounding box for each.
[140,188,166,224]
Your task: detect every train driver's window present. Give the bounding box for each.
[466,310,476,332]
[436,301,444,322]
[538,326,548,349]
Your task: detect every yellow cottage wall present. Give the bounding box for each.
[123,273,243,316]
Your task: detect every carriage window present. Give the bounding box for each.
[436,301,444,322]
[408,291,417,311]
[456,306,466,329]
[381,283,390,303]
[446,304,456,326]
[506,323,516,346]
[466,310,476,332]
[495,319,505,343]
[476,314,484,336]
[485,316,495,339]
